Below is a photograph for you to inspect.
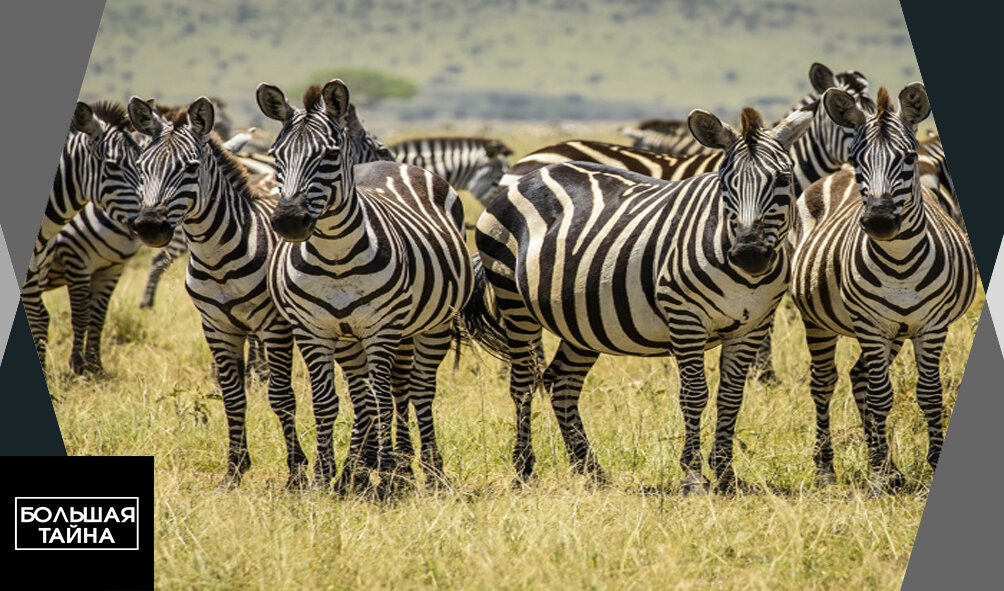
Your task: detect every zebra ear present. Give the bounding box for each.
[809,62,836,94]
[321,79,350,121]
[71,102,100,138]
[898,82,931,128]
[771,107,814,150]
[187,97,215,137]
[688,109,738,150]
[822,88,864,129]
[128,96,163,136]
[256,83,294,122]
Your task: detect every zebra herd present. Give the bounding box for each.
[27,62,975,497]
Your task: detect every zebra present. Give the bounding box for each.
[619,118,719,156]
[917,132,965,232]
[388,137,514,207]
[126,96,309,491]
[256,79,476,495]
[474,106,814,492]
[137,104,386,310]
[31,203,141,374]
[789,84,977,493]
[496,63,876,383]
[24,100,142,367]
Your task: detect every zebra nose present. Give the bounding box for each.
[860,194,901,240]
[131,208,173,248]
[270,193,315,242]
[729,224,773,276]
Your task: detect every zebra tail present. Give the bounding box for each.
[456,253,511,363]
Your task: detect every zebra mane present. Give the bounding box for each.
[206,136,268,204]
[90,101,132,131]
[740,107,765,146]
[303,85,324,111]
[874,87,900,136]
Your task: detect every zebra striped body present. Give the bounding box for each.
[257,80,475,494]
[24,101,142,367]
[29,203,141,374]
[476,107,813,490]
[619,118,719,156]
[390,137,513,206]
[790,85,976,492]
[128,97,308,490]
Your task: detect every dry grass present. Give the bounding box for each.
[43,127,982,590]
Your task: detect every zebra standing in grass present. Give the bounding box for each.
[127,97,308,491]
[256,80,476,495]
[33,203,141,374]
[389,136,513,207]
[24,101,142,368]
[497,63,876,382]
[475,106,813,492]
[790,84,976,493]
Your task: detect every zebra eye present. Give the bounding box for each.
[775,172,792,187]
[104,161,121,172]
[184,161,200,174]
[903,153,917,166]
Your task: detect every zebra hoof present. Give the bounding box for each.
[716,477,754,496]
[681,472,710,496]
[755,368,778,386]
[69,354,87,376]
[215,472,244,492]
[284,466,310,491]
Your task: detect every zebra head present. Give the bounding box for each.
[801,63,876,177]
[256,79,353,242]
[127,96,217,248]
[689,106,814,276]
[70,101,142,226]
[823,83,931,241]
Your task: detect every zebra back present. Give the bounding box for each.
[389,137,514,206]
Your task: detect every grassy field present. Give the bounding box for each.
[43,126,981,590]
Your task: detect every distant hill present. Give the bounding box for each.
[80,0,920,126]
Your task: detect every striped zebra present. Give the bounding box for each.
[474,106,814,491]
[619,118,719,156]
[497,64,875,382]
[24,101,142,367]
[256,80,476,495]
[137,104,386,310]
[126,96,308,491]
[30,203,141,374]
[790,84,976,493]
[389,137,513,207]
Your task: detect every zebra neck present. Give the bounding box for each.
[182,156,253,250]
[58,136,98,222]
[308,188,375,260]
[790,112,844,194]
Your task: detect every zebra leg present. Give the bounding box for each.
[805,324,840,486]
[206,327,252,490]
[261,325,308,490]
[66,271,93,375]
[332,340,378,496]
[675,343,712,495]
[849,337,905,485]
[751,316,777,384]
[22,273,50,369]
[913,330,949,471]
[711,326,769,493]
[245,334,270,382]
[857,335,902,494]
[542,340,603,481]
[295,334,341,490]
[391,339,416,483]
[360,335,403,500]
[409,326,454,489]
[138,245,178,309]
[82,264,125,375]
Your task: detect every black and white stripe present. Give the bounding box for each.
[24,101,142,367]
[475,106,813,491]
[619,118,719,156]
[256,80,475,495]
[389,137,513,206]
[790,84,976,492]
[127,96,308,491]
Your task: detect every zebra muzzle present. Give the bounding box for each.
[860,195,901,241]
[271,194,316,242]
[131,208,174,248]
[729,225,774,276]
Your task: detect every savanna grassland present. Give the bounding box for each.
[40,123,983,591]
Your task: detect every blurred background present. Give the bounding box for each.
[79,0,922,137]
